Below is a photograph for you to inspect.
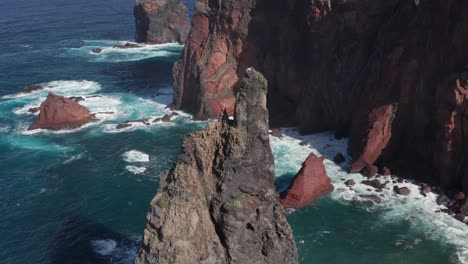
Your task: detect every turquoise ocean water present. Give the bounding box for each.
[0,0,466,263]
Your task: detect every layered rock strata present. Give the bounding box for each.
[173,0,468,192]
[135,69,298,264]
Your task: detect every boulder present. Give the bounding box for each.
[455,213,466,223]
[116,123,132,130]
[333,153,345,164]
[20,84,43,94]
[91,48,102,54]
[437,195,448,205]
[453,192,466,201]
[280,153,334,209]
[394,186,411,196]
[27,107,40,114]
[422,186,432,194]
[134,0,190,44]
[344,179,356,187]
[270,128,283,138]
[28,93,94,130]
[381,166,391,176]
[153,114,172,123]
[113,42,142,49]
[362,179,385,190]
[361,165,378,178]
[68,96,85,103]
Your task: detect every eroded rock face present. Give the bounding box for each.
[134,0,190,44]
[280,153,334,209]
[174,0,468,192]
[28,93,93,130]
[135,69,298,264]
[348,1,468,192]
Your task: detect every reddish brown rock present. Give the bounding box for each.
[271,128,283,139]
[454,192,466,201]
[280,153,334,209]
[134,0,190,44]
[437,195,448,205]
[20,84,43,94]
[28,93,94,130]
[27,107,40,114]
[381,166,391,176]
[394,186,411,196]
[173,0,468,193]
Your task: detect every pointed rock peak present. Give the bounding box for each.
[234,68,269,135]
[135,68,298,264]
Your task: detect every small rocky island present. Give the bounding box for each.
[135,69,298,264]
[28,93,94,130]
[134,0,190,44]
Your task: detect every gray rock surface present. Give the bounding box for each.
[134,69,298,264]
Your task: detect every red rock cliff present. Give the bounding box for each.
[174,0,468,191]
[134,0,190,44]
[173,0,468,192]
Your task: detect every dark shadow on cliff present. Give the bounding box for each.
[48,214,137,264]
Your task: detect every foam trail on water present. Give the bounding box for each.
[122,150,149,163]
[91,239,118,256]
[125,165,147,175]
[270,128,468,264]
[64,40,184,63]
[2,80,102,100]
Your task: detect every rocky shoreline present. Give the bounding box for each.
[171,0,468,198]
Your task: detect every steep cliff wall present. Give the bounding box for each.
[172,0,468,192]
[134,0,190,44]
[135,69,298,264]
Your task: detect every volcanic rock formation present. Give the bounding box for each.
[280,153,334,209]
[28,93,94,130]
[173,0,468,192]
[134,0,190,44]
[135,69,298,264]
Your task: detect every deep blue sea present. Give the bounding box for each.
[0,0,467,263]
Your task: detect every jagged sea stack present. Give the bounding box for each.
[135,69,298,264]
[134,0,190,44]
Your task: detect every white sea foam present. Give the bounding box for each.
[2,80,102,99]
[91,238,138,264]
[271,128,468,264]
[63,153,85,164]
[0,125,11,133]
[122,150,149,163]
[125,165,147,175]
[91,239,118,256]
[66,40,184,63]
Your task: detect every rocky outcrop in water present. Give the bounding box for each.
[135,69,298,264]
[28,93,94,130]
[280,153,334,209]
[134,0,190,44]
[173,0,468,193]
